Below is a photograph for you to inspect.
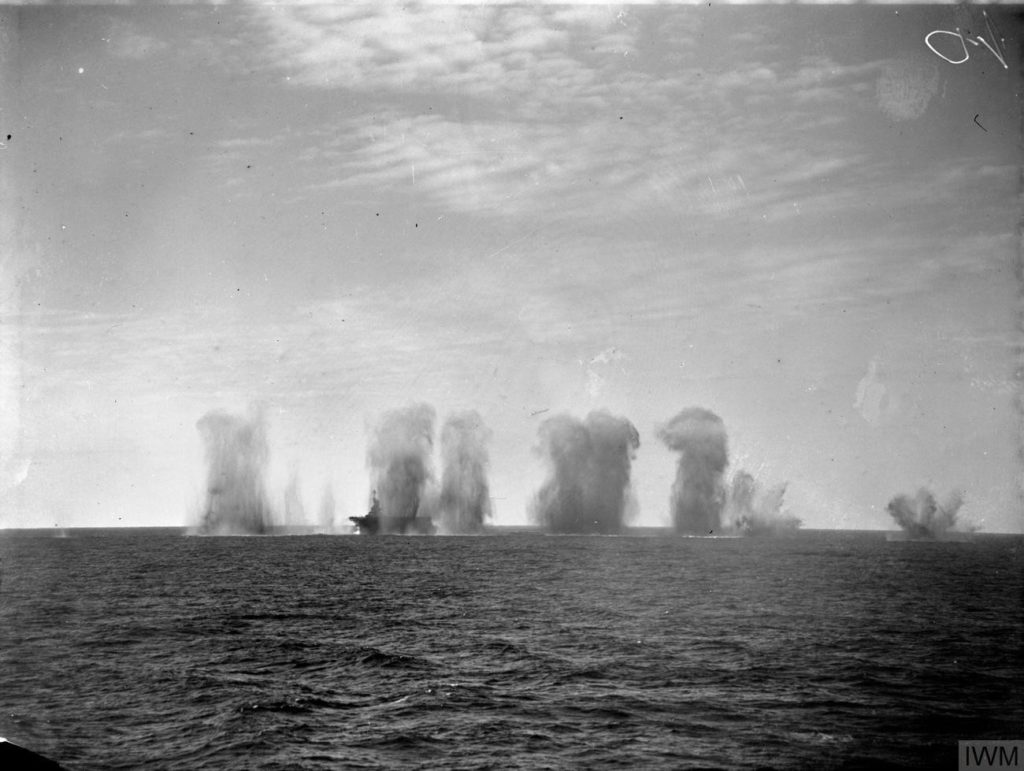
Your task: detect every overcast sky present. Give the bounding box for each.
[0,4,1019,532]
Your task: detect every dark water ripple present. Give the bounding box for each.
[1,530,1021,769]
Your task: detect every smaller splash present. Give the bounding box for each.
[318,485,336,532]
[886,488,974,539]
[723,470,800,536]
[437,411,492,534]
[283,471,306,526]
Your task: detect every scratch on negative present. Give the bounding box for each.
[484,226,546,261]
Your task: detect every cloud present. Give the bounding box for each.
[103,127,174,148]
[105,18,169,60]
[875,58,940,121]
[163,6,908,228]
[153,5,1019,318]
[313,112,598,215]
[302,103,875,223]
[245,4,654,124]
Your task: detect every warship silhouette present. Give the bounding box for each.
[350,491,435,535]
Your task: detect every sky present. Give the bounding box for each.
[0,3,1020,532]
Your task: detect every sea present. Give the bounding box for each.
[0,528,1021,770]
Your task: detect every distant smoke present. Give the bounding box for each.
[658,408,728,534]
[196,406,273,535]
[531,410,640,534]
[438,411,492,534]
[724,470,800,535]
[283,471,306,526]
[366,403,436,534]
[318,485,336,532]
[887,488,972,538]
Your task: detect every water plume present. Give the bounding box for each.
[531,410,640,534]
[283,471,306,526]
[365,403,436,534]
[887,488,972,538]
[658,408,728,534]
[438,411,492,534]
[318,485,336,532]
[724,470,800,535]
[196,405,273,535]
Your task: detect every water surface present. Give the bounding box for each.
[1,529,1020,769]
